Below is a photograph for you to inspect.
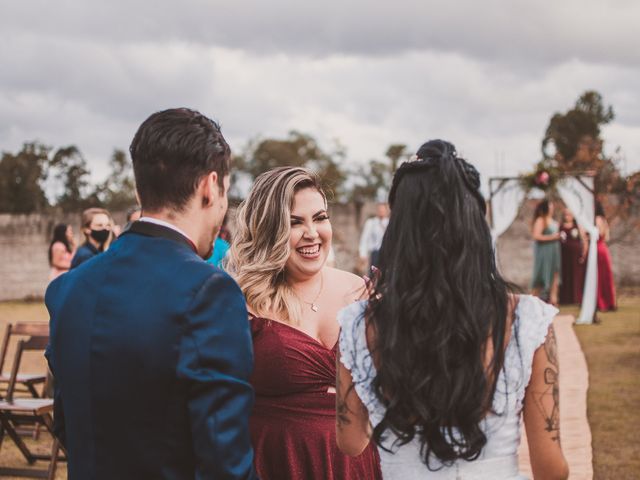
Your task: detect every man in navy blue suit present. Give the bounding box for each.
[45,108,257,479]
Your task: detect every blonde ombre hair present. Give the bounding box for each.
[228,167,327,324]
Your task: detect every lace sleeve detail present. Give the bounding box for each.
[514,295,558,407]
[337,301,386,427]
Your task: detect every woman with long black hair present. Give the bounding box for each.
[594,201,616,311]
[531,199,562,305]
[48,223,76,280]
[336,140,568,479]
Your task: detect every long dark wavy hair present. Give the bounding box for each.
[366,139,514,468]
[48,223,72,265]
[532,199,551,228]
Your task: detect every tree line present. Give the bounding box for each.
[0,132,405,214]
[1,90,638,222]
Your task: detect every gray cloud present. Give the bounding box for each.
[2,1,639,67]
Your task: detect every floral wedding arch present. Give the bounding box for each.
[488,169,598,324]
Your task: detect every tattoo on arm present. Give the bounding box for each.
[532,325,561,443]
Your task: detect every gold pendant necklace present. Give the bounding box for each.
[299,272,324,313]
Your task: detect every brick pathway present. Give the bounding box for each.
[518,314,593,479]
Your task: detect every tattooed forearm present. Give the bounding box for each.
[545,324,559,369]
[533,325,561,442]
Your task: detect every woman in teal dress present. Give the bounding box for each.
[531,199,561,305]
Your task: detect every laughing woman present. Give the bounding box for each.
[228,167,381,480]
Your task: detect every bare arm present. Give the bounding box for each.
[578,226,589,261]
[523,325,569,480]
[595,217,610,242]
[532,218,560,242]
[335,350,372,456]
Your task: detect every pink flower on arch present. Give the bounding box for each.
[536,171,550,186]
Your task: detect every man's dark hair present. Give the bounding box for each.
[129,108,231,211]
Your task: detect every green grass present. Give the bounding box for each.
[568,292,640,479]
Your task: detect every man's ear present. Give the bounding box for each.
[201,171,219,208]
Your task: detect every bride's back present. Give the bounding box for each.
[339,294,557,479]
[336,140,568,479]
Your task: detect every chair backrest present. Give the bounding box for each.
[1,322,50,403]
[0,322,49,373]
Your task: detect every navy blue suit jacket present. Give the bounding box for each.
[45,222,257,479]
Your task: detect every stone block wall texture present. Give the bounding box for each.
[0,201,637,301]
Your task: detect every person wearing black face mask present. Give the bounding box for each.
[70,207,114,269]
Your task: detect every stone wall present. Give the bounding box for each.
[0,202,637,301]
[0,211,126,302]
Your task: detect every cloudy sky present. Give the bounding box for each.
[1,0,639,191]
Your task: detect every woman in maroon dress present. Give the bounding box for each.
[559,209,587,304]
[228,167,381,480]
[595,202,616,311]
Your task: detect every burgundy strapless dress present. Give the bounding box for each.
[249,316,382,480]
[559,225,586,304]
[596,239,616,311]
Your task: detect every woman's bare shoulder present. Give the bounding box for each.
[324,266,365,288]
[324,266,367,302]
[51,241,67,252]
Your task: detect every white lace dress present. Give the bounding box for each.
[338,295,558,479]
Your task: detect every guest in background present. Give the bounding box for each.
[559,209,588,305]
[122,205,142,233]
[70,208,113,269]
[531,199,561,305]
[595,202,616,311]
[206,215,231,268]
[49,223,76,280]
[228,167,381,480]
[218,214,231,243]
[358,202,389,274]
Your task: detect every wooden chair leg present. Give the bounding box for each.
[47,437,60,480]
[0,414,36,463]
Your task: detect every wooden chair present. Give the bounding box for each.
[0,323,50,399]
[0,332,65,479]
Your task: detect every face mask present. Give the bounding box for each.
[90,229,110,244]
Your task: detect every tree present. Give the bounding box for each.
[94,149,137,210]
[348,144,408,204]
[0,142,50,213]
[385,144,409,173]
[49,145,98,211]
[540,90,638,242]
[542,90,614,167]
[238,131,348,199]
